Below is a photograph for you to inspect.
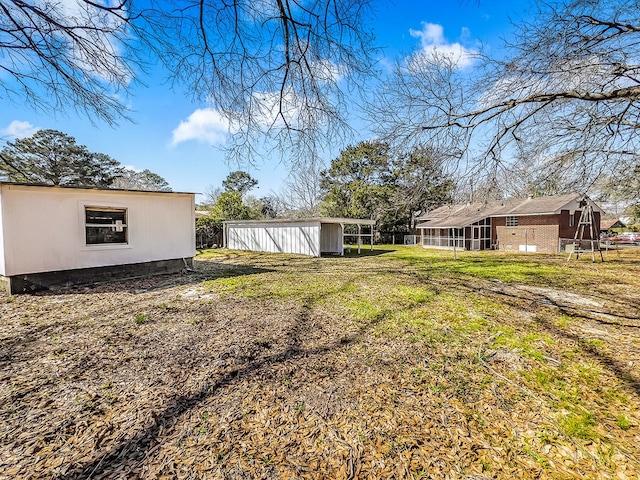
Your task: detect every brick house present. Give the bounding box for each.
[415,194,604,253]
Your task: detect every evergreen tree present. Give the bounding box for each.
[111,168,172,192]
[0,130,122,187]
[320,141,454,232]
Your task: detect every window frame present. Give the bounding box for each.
[506,216,518,227]
[85,206,129,245]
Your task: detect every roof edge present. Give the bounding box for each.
[223,217,376,225]
[0,181,195,195]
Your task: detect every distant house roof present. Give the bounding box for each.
[601,218,626,230]
[416,193,605,229]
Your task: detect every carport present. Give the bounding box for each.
[223,218,375,257]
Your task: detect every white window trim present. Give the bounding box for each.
[80,203,131,248]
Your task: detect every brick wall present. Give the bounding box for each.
[518,214,559,226]
[496,224,559,253]
[558,210,601,239]
[489,210,602,253]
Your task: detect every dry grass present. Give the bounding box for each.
[1,246,639,479]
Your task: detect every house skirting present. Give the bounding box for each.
[1,258,193,295]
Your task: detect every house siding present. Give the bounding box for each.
[0,184,195,277]
[226,221,321,257]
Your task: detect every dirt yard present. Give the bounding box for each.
[1,247,639,479]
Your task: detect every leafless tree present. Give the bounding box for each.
[592,166,640,205]
[154,0,377,164]
[370,0,640,196]
[275,155,325,217]
[1,1,377,162]
[1,0,136,125]
[201,186,222,209]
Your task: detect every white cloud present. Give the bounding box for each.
[410,23,446,45]
[173,88,320,146]
[1,120,39,139]
[409,22,478,69]
[171,108,232,146]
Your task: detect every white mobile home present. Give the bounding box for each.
[0,183,195,294]
[224,218,375,257]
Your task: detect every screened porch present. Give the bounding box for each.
[419,218,493,251]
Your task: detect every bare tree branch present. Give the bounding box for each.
[0,0,136,125]
[370,0,640,197]
[1,0,377,163]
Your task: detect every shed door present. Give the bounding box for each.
[320,223,342,254]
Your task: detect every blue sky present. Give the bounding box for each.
[0,0,533,202]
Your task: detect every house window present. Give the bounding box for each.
[569,214,575,227]
[85,207,128,244]
[506,216,518,227]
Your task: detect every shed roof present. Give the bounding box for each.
[416,193,604,229]
[223,217,376,226]
[0,181,194,196]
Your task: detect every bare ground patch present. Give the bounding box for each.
[1,248,640,479]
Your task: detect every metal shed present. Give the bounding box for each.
[223,218,375,257]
